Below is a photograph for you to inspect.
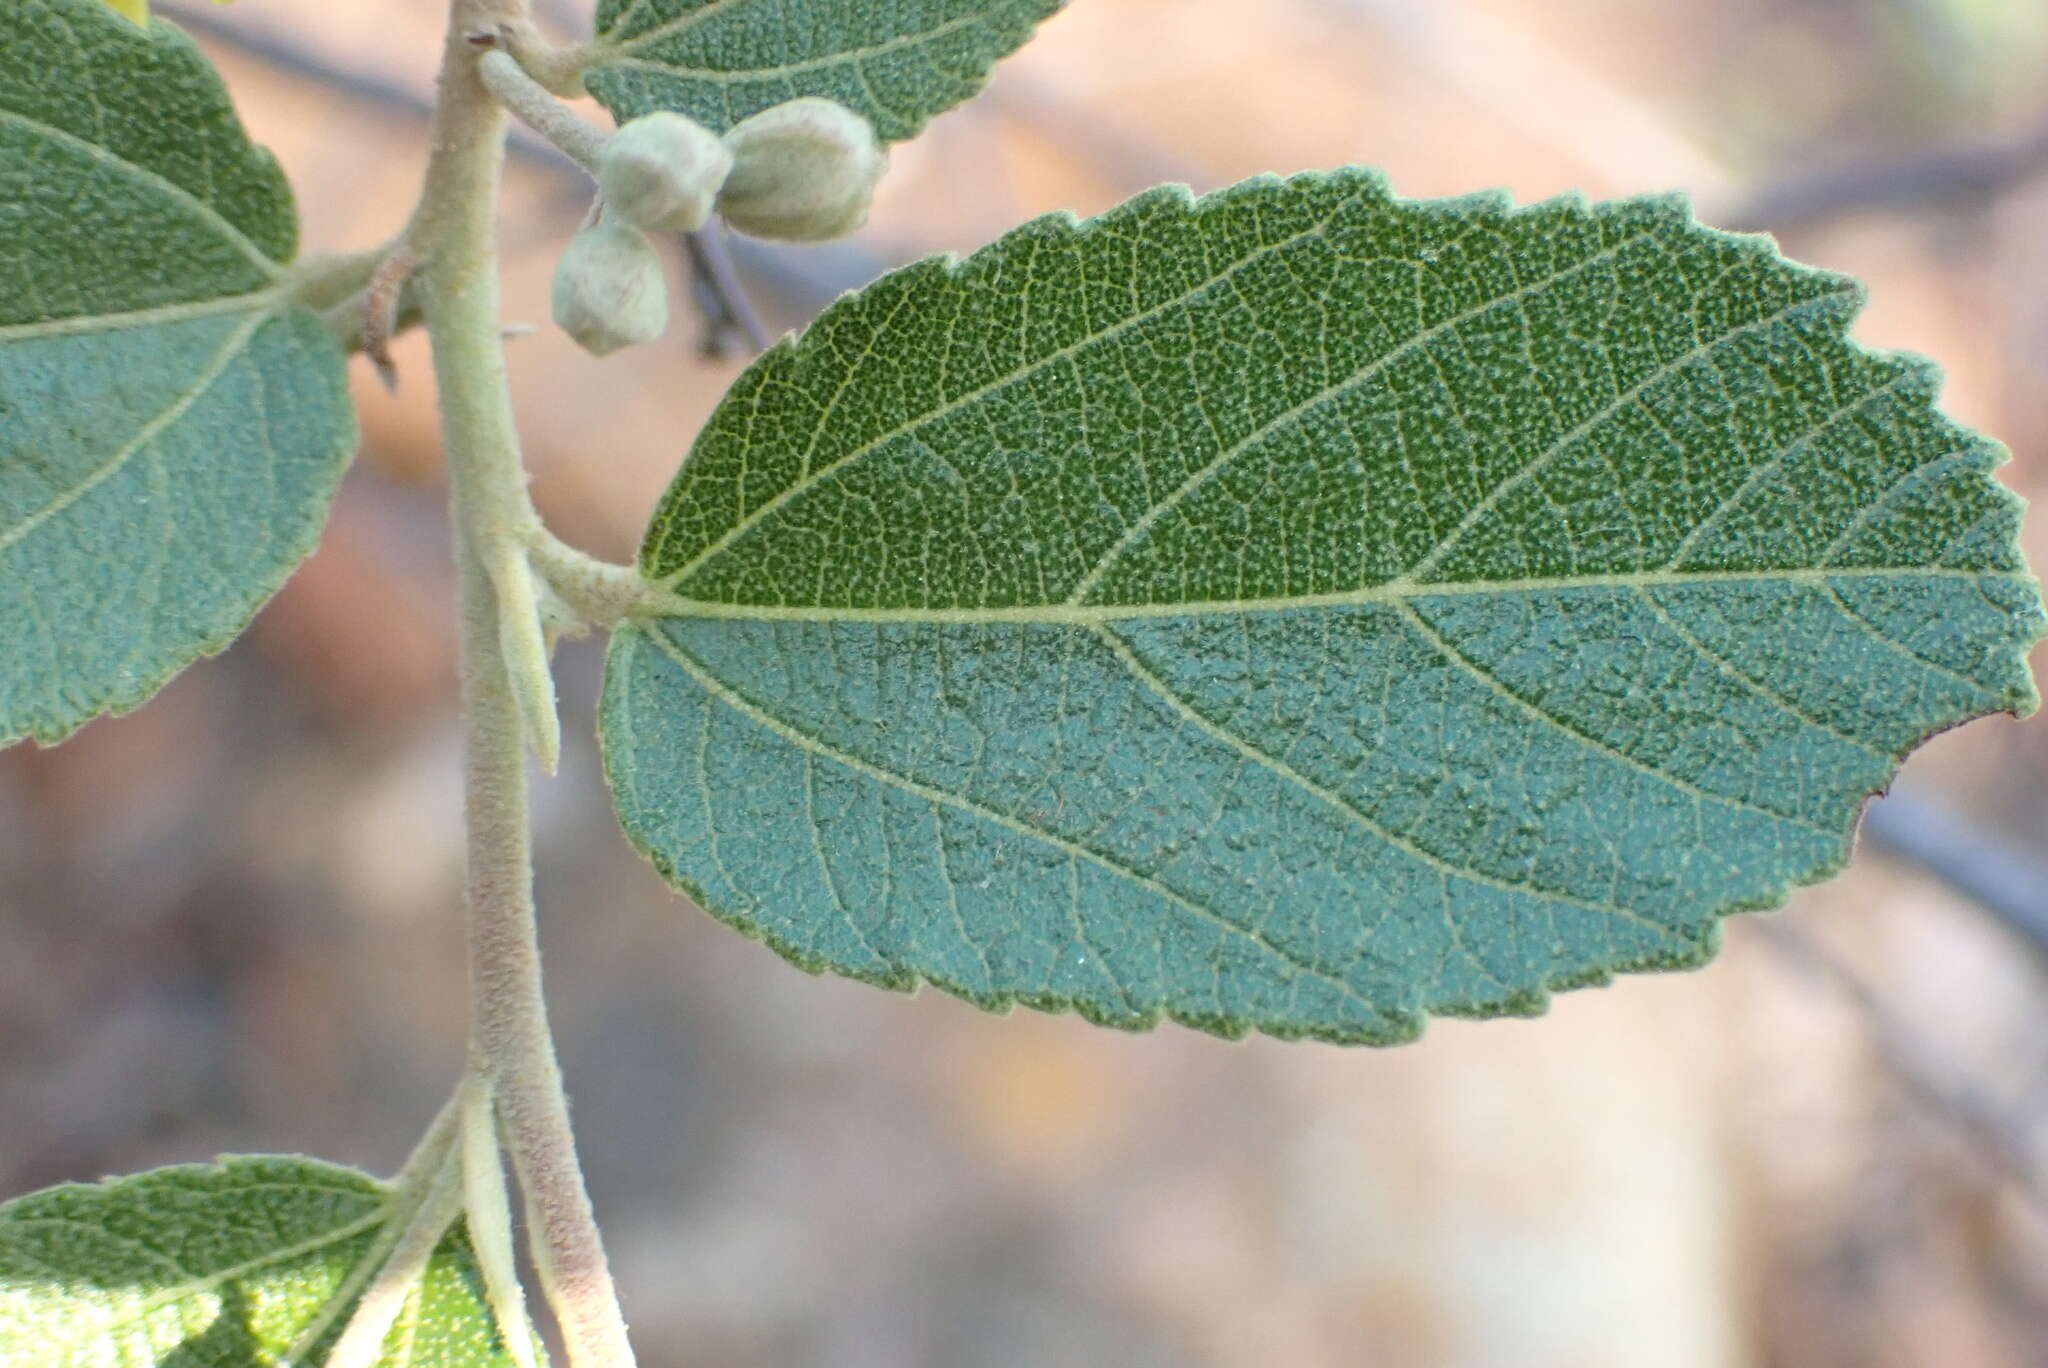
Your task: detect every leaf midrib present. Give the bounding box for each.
[637,563,2029,626]
[639,577,1863,851]
[0,290,278,343]
[599,14,997,81]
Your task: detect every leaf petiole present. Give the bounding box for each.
[463,1076,542,1368]
[525,527,659,630]
[321,1144,467,1368]
[280,1088,465,1366]
[477,45,606,173]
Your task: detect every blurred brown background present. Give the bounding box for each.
[4,1,2048,1364]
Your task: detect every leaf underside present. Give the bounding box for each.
[0,1157,527,1367]
[585,0,1066,144]
[0,0,356,747]
[602,169,2044,1045]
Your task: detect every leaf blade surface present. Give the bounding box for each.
[585,0,1066,143]
[0,0,357,746]
[603,170,2044,1042]
[0,1156,531,1367]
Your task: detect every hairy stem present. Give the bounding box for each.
[419,1,635,1363]
[478,47,606,172]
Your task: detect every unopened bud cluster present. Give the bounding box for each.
[598,113,732,234]
[551,213,668,357]
[717,99,886,243]
[552,98,887,357]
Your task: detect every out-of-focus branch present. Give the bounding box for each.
[1859,788,2048,970]
[1753,921,2046,1214]
[159,0,771,355]
[1327,0,2048,232]
[1728,120,2048,231]
[681,227,770,357]
[1725,118,2048,232]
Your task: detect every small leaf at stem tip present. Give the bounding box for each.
[0,1156,536,1366]
[601,168,2045,1046]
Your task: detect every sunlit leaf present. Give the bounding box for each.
[0,1157,532,1367]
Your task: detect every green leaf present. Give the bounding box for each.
[584,0,1067,144]
[601,169,2045,1044]
[0,0,356,747]
[0,1156,530,1367]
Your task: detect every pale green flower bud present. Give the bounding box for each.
[718,98,886,243]
[551,216,668,357]
[597,112,733,234]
